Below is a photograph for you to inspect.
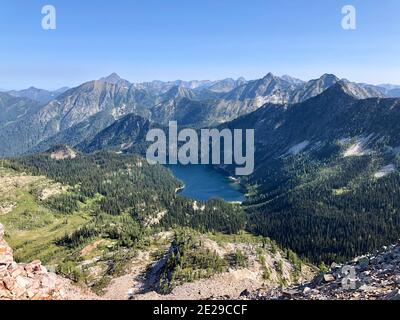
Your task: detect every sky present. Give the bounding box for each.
[1,0,399,90]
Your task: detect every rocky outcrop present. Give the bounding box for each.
[0,223,67,300]
[245,241,400,300]
[48,145,77,160]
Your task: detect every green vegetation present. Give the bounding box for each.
[158,229,228,294]
[245,148,400,264]
[227,249,248,269]
[1,152,247,293]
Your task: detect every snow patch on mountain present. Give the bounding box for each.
[374,164,396,179]
[343,136,374,157]
[287,141,310,155]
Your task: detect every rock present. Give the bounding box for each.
[382,289,400,300]
[312,273,324,285]
[323,274,335,283]
[358,284,375,292]
[3,276,15,290]
[15,275,32,288]
[0,245,13,266]
[302,287,311,295]
[357,257,370,270]
[240,289,251,297]
[24,260,42,274]
[330,263,342,270]
[282,289,298,299]
[0,224,4,237]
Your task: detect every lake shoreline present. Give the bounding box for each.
[167,164,246,203]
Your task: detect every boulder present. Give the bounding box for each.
[323,274,335,283]
[357,257,370,270]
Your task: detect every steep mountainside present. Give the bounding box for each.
[79,114,157,154]
[222,82,400,262]
[0,78,155,156]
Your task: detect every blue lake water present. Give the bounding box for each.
[168,165,245,203]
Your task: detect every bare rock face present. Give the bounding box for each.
[0,223,66,300]
[49,145,77,160]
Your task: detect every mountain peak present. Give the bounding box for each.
[319,73,340,82]
[263,72,276,79]
[320,80,375,100]
[99,73,130,85]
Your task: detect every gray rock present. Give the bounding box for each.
[382,289,400,300]
[357,257,370,270]
[323,274,335,283]
[240,289,251,297]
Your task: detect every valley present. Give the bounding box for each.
[2,72,400,301]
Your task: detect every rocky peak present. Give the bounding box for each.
[318,73,340,83]
[99,73,131,86]
[261,72,280,84]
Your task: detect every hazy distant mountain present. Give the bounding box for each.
[151,86,209,126]
[374,83,400,98]
[379,83,400,91]
[281,75,305,86]
[6,86,69,104]
[206,77,247,93]
[0,92,40,128]
[135,79,213,96]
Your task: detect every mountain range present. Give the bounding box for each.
[0,72,395,157]
[5,87,69,104]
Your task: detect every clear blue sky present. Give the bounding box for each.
[1,0,399,89]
